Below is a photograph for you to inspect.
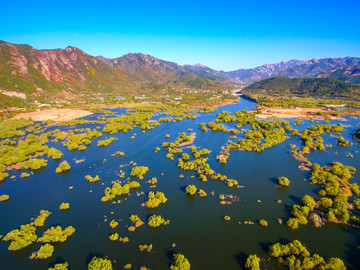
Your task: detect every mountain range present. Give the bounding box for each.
[186,57,360,84]
[0,40,359,105]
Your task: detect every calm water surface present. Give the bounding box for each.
[0,97,359,269]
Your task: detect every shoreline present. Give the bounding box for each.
[255,107,349,120]
[12,108,94,122]
[8,99,360,122]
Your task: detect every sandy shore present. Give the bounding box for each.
[256,107,345,120]
[13,108,93,122]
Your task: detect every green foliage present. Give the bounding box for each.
[139,243,153,252]
[103,112,158,134]
[59,202,70,210]
[130,166,149,179]
[55,161,71,173]
[0,194,9,201]
[351,183,360,196]
[109,220,118,229]
[145,191,168,208]
[278,176,290,187]
[337,136,349,147]
[111,151,125,157]
[20,172,30,178]
[198,189,207,197]
[147,215,170,227]
[34,210,51,227]
[224,215,231,221]
[85,175,100,182]
[0,118,33,139]
[101,181,138,202]
[3,223,37,250]
[48,262,69,270]
[30,243,54,259]
[37,225,75,243]
[302,195,316,212]
[245,254,260,270]
[129,215,144,227]
[109,233,119,241]
[0,170,9,181]
[259,219,268,227]
[170,253,191,270]
[186,185,197,196]
[28,158,48,170]
[319,197,333,209]
[97,137,116,147]
[88,256,113,270]
[268,240,346,270]
[286,218,299,230]
[354,199,360,210]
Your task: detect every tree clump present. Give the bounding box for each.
[130,166,149,179]
[29,243,54,259]
[186,185,197,196]
[0,194,9,201]
[88,256,113,270]
[59,202,70,210]
[268,240,346,270]
[55,161,71,173]
[85,175,100,182]
[101,181,139,202]
[129,215,144,227]
[37,225,75,243]
[3,223,37,251]
[170,253,191,270]
[147,215,170,228]
[278,176,290,187]
[109,220,118,229]
[33,210,51,227]
[245,254,260,270]
[48,262,69,270]
[145,191,167,208]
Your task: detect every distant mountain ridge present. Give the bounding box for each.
[185,57,360,84]
[276,57,360,78]
[316,65,360,85]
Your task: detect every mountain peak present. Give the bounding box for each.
[193,63,209,68]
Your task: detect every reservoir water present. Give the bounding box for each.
[0,97,359,269]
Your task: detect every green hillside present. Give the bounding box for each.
[242,76,360,101]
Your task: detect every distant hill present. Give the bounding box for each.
[316,65,360,85]
[242,76,360,101]
[276,57,360,78]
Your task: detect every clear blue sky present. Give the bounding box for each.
[2,0,360,71]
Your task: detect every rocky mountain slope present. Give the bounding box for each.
[316,65,360,85]
[186,57,360,84]
[276,57,360,78]
[0,41,135,99]
[0,41,226,103]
